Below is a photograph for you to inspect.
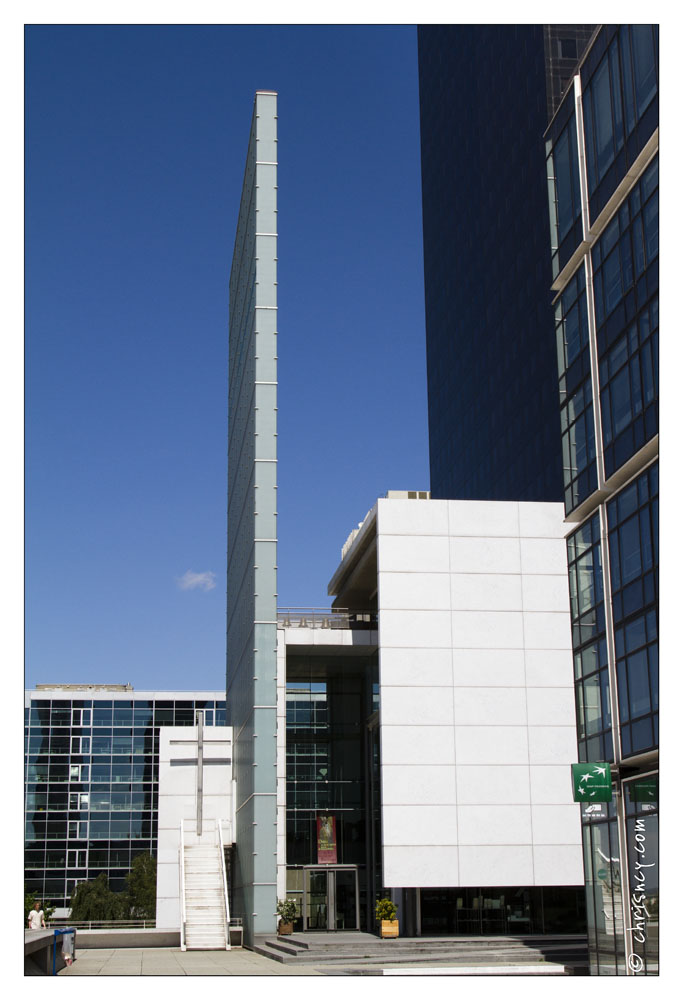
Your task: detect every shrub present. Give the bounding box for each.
[276,898,298,923]
[375,897,398,922]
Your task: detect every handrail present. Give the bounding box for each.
[179,818,187,951]
[217,818,231,950]
[277,608,377,629]
[48,919,155,929]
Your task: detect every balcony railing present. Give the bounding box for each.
[277,608,377,630]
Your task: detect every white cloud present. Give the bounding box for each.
[176,570,217,592]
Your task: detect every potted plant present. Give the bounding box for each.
[276,897,297,935]
[375,897,399,938]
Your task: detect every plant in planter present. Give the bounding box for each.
[375,897,399,938]
[276,897,298,935]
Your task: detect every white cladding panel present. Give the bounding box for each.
[155,726,233,929]
[376,498,582,889]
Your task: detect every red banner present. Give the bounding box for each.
[316,814,337,864]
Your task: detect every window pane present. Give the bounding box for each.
[620,516,643,584]
[632,215,645,276]
[603,248,622,316]
[627,648,651,718]
[592,59,615,180]
[554,127,575,240]
[609,40,623,149]
[631,25,657,117]
[619,26,636,132]
[610,366,632,436]
[643,191,658,262]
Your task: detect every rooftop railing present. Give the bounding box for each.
[277,608,377,630]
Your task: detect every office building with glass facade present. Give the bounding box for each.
[418,24,594,503]
[24,685,226,914]
[545,24,658,976]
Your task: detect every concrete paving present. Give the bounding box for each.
[58,946,324,976]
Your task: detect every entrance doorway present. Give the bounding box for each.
[303,866,360,930]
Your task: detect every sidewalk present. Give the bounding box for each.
[58,946,324,976]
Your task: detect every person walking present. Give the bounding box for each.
[28,901,46,930]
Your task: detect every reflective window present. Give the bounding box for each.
[25,693,224,909]
[592,156,658,329]
[609,464,658,757]
[554,265,597,514]
[581,800,626,975]
[546,111,582,249]
[568,515,610,762]
[583,26,658,195]
[560,377,597,514]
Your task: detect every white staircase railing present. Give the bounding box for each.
[217,819,231,950]
[179,819,187,951]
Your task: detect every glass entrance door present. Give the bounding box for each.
[334,869,357,929]
[306,870,328,930]
[303,867,359,930]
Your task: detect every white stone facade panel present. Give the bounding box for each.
[451,610,525,649]
[528,725,579,764]
[532,845,584,884]
[380,609,453,648]
[375,498,581,890]
[382,764,457,805]
[456,766,531,805]
[379,571,452,611]
[449,573,523,612]
[454,726,530,765]
[383,846,460,887]
[457,846,535,885]
[378,533,451,573]
[380,686,454,726]
[457,805,533,845]
[524,648,575,687]
[451,648,526,686]
[382,805,459,846]
[449,535,522,574]
[381,725,456,765]
[451,687,528,726]
[380,647,453,687]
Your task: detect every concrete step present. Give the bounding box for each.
[252,933,588,972]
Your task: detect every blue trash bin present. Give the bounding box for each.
[52,928,76,975]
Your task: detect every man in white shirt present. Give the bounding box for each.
[28,902,46,930]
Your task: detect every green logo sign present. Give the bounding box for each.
[629,778,657,803]
[571,763,612,802]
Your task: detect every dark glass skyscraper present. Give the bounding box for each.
[418,24,594,501]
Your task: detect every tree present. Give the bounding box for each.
[125,853,156,919]
[69,873,127,921]
[25,890,55,924]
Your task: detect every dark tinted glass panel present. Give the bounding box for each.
[419,25,564,503]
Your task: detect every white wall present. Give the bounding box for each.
[156,726,233,929]
[376,498,583,889]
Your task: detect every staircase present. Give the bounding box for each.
[182,843,229,950]
[253,932,589,974]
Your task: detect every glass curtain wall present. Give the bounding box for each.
[24,694,226,909]
[546,22,658,977]
[285,654,376,931]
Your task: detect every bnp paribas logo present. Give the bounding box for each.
[571,762,613,802]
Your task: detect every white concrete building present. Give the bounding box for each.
[273,494,584,934]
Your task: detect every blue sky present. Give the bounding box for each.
[25,25,429,691]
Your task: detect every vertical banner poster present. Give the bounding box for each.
[317,814,337,864]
